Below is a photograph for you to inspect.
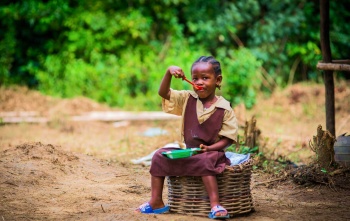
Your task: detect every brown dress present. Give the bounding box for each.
[150,96,230,177]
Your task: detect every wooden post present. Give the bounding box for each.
[244,116,259,149]
[320,0,335,136]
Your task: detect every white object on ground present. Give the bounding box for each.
[225,152,250,166]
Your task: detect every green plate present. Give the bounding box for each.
[162,148,201,159]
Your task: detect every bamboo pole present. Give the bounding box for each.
[316,62,350,72]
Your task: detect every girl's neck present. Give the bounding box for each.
[200,95,217,109]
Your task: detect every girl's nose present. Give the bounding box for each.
[195,82,203,90]
[195,79,203,84]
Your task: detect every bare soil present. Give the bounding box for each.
[1,83,350,221]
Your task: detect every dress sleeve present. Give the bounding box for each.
[218,108,238,142]
[162,89,189,116]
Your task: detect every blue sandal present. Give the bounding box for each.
[208,205,230,219]
[137,202,170,214]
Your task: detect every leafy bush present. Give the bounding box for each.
[1,0,349,110]
[219,48,263,109]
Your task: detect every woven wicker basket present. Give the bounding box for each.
[166,159,254,217]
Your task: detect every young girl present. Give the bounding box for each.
[136,56,238,219]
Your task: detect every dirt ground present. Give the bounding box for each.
[1,83,350,221]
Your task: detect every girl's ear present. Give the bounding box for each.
[216,75,222,90]
[215,74,222,90]
[216,75,222,83]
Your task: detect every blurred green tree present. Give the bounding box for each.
[0,0,349,110]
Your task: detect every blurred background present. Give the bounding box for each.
[0,0,349,111]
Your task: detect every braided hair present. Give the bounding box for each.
[191,56,222,76]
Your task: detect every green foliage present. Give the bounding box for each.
[226,143,260,156]
[247,0,311,85]
[220,48,263,108]
[320,168,327,173]
[37,36,206,110]
[236,146,259,155]
[1,0,349,110]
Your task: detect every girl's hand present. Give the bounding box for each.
[168,66,184,79]
[199,144,210,152]
[198,138,233,152]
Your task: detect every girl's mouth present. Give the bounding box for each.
[182,77,203,90]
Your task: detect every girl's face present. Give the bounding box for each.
[191,62,222,99]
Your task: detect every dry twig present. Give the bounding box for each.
[101,204,106,213]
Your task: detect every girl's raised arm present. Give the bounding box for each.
[158,66,184,100]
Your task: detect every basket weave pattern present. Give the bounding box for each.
[167,159,254,217]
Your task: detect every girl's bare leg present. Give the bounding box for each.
[202,175,227,216]
[136,175,165,212]
[149,175,166,209]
